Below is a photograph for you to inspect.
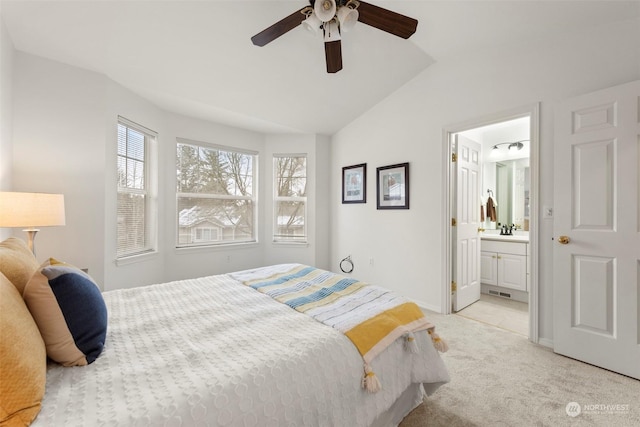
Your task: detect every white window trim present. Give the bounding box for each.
[176,138,258,248]
[177,137,258,156]
[273,154,308,243]
[115,250,159,267]
[116,116,158,261]
[175,241,260,255]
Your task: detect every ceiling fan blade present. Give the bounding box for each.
[251,7,307,47]
[324,40,343,73]
[356,1,418,39]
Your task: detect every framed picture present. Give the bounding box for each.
[376,162,409,209]
[342,163,367,204]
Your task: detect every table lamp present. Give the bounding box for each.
[0,192,66,255]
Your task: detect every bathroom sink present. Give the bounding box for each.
[480,233,529,243]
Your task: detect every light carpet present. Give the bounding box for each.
[400,311,640,427]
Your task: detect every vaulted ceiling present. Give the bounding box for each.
[2,1,638,135]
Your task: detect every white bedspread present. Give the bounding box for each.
[33,266,449,426]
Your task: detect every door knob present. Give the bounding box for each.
[477,227,485,233]
[558,235,571,244]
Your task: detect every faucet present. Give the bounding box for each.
[500,224,515,235]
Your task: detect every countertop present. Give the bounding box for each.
[480,233,529,243]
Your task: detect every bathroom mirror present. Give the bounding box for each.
[484,158,530,230]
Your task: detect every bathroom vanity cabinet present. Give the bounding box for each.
[480,239,528,292]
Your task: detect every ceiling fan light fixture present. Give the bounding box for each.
[251,0,418,73]
[302,11,322,36]
[337,6,358,32]
[314,0,337,22]
[323,19,341,42]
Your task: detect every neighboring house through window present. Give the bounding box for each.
[176,138,257,247]
[116,117,157,258]
[273,154,307,243]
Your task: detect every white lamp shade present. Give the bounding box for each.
[302,11,322,36]
[0,192,66,228]
[337,6,358,32]
[323,20,341,42]
[314,0,336,22]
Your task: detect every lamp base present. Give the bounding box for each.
[23,228,40,256]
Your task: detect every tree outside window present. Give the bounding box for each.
[176,140,256,247]
[274,155,307,242]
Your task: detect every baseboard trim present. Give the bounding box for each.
[538,337,553,348]
[415,299,443,314]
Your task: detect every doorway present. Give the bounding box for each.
[442,104,539,343]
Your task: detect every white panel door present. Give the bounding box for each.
[453,135,482,311]
[553,80,640,380]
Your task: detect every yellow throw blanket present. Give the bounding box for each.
[239,265,448,392]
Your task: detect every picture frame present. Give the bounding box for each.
[342,163,367,204]
[376,162,409,209]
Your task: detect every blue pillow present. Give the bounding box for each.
[23,259,108,366]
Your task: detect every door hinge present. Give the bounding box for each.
[451,281,457,292]
[452,153,457,162]
[451,218,457,226]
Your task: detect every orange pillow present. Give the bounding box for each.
[0,237,39,294]
[0,271,46,426]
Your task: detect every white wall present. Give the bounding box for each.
[12,53,108,278]
[10,51,332,290]
[330,17,640,341]
[315,134,331,270]
[103,80,167,289]
[263,133,331,270]
[0,12,14,241]
[7,8,639,346]
[157,113,266,286]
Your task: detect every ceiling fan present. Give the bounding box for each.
[251,0,418,73]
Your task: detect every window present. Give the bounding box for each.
[176,138,257,247]
[117,117,157,258]
[193,227,219,242]
[273,155,307,242]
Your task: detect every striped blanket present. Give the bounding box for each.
[233,264,447,392]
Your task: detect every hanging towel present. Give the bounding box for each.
[486,196,497,222]
[480,205,485,222]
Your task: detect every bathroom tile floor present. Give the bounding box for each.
[455,293,528,336]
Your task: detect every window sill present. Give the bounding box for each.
[272,241,309,248]
[115,250,159,267]
[175,241,260,254]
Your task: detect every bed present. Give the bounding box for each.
[0,238,449,427]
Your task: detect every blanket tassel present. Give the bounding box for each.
[428,329,449,353]
[403,332,419,354]
[362,363,381,393]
